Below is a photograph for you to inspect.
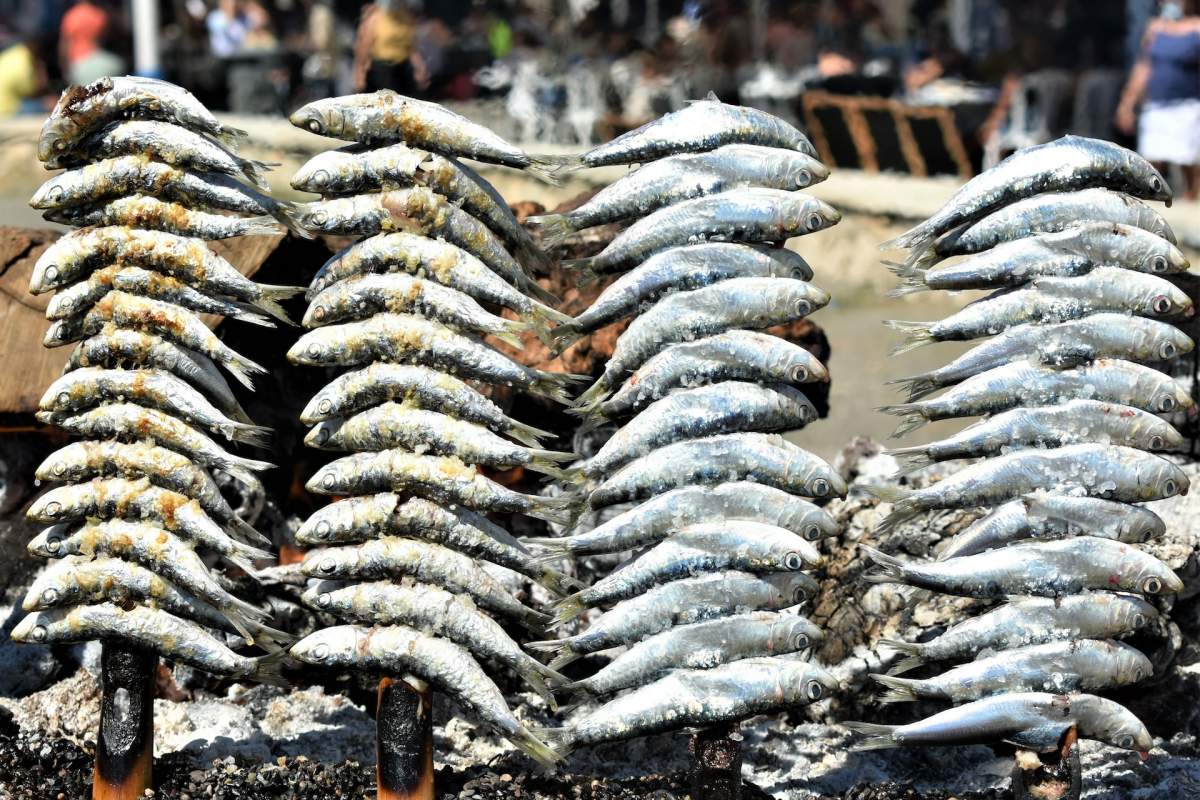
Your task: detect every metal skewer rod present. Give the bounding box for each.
[93,641,157,800]
[377,676,435,800]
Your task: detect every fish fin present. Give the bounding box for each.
[867,486,925,534]
[885,373,942,402]
[870,673,921,704]
[226,455,275,474]
[228,514,272,547]
[561,257,593,273]
[529,154,584,183]
[885,264,931,298]
[250,650,292,687]
[548,650,581,672]
[527,214,576,251]
[522,492,579,526]
[273,200,315,239]
[879,224,935,256]
[530,371,588,406]
[527,282,562,308]
[253,283,304,325]
[547,321,584,355]
[215,127,250,150]
[506,419,555,448]
[227,553,266,580]
[524,303,575,350]
[239,214,286,237]
[875,403,930,437]
[883,320,937,356]
[879,639,926,675]
[845,721,900,751]
[245,620,296,652]
[886,446,934,475]
[538,567,584,596]
[530,547,572,569]
[526,449,576,479]
[231,423,272,450]
[551,593,587,625]
[492,326,526,350]
[858,544,912,585]
[238,159,280,191]
[233,309,276,328]
[525,726,574,764]
[223,353,269,390]
[572,378,611,411]
[519,666,558,710]
[573,263,604,289]
[524,637,567,654]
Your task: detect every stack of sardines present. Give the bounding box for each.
[282,91,584,769]
[13,76,294,684]
[846,135,1190,761]
[520,95,844,758]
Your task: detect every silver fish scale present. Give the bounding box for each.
[20,77,282,676]
[865,135,1181,757]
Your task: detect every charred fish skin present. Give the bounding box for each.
[597,330,827,421]
[544,658,837,756]
[935,187,1177,256]
[576,95,819,167]
[586,433,847,510]
[937,494,1166,561]
[872,640,1152,704]
[862,536,1183,599]
[848,692,1152,755]
[881,593,1159,673]
[289,624,560,767]
[288,90,568,183]
[883,135,1173,259]
[563,612,823,698]
[569,189,841,276]
[533,481,837,558]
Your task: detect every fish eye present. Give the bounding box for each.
[54,140,66,151]
[1117,734,1136,749]
[53,463,66,476]
[805,212,823,232]
[314,520,332,539]
[1159,341,1177,360]
[307,119,324,134]
[55,391,70,408]
[1133,667,1145,681]
[317,398,333,414]
[322,473,336,489]
[312,642,330,660]
[1162,479,1178,496]
[44,501,61,517]
[319,557,336,574]
[809,478,831,497]
[792,586,808,604]
[791,268,807,279]
[315,427,330,444]
[1158,395,1176,413]
[316,592,332,608]
[311,169,330,187]
[1134,613,1148,628]
[1149,435,1165,450]
[795,169,811,187]
[307,343,323,358]
[45,265,58,282]
[313,306,326,321]
[46,185,64,203]
[792,633,810,650]
[804,524,821,541]
[805,680,823,701]
[1142,576,1163,594]
[30,625,47,642]
[794,299,812,317]
[784,552,804,570]
[310,211,328,226]
[1150,176,1162,194]
[1152,295,1172,315]
[790,365,809,383]
[1151,255,1168,273]
[41,588,59,605]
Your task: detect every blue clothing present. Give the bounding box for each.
[1146,30,1200,103]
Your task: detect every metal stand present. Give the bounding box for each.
[689,723,743,800]
[1012,731,1083,800]
[376,677,434,800]
[93,642,157,800]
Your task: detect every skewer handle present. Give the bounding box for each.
[93,641,157,800]
[377,677,434,800]
[689,722,743,800]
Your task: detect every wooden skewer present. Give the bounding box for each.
[377,676,435,800]
[689,722,744,800]
[93,641,156,800]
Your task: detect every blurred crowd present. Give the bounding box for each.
[0,1,1196,193]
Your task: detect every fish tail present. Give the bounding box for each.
[572,378,611,411]
[879,639,926,675]
[273,200,315,239]
[524,726,573,765]
[886,446,934,475]
[223,352,269,390]
[884,265,931,298]
[233,308,276,328]
[507,419,555,448]
[522,492,578,526]
[250,650,292,687]
[518,275,561,306]
[561,257,593,274]
[228,514,272,547]
[860,484,923,532]
[845,721,900,751]
[492,325,526,350]
[551,593,588,625]
[227,553,266,580]
[870,673,921,704]
[246,620,296,652]
[519,667,559,710]
[538,567,584,596]
[527,449,576,479]
[530,370,588,406]
[224,454,275,474]
[883,320,937,356]
[230,423,272,449]
[527,213,576,251]
[547,321,584,355]
[524,637,568,654]
[215,126,250,150]
[239,214,285,237]
[524,302,575,347]
[886,373,942,402]
[879,224,935,256]
[238,159,280,191]
[253,283,304,325]
[548,650,581,672]
[876,403,929,437]
[859,544,912,584]
[526,154,582,185]
[529,542,573,567]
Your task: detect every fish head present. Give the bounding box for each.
[26,486,76,523]
[1140,281,1193,319]
[802,461,848,500]
[1145,372,1194,416]
[300,546,362,580]
[289,625,364,668]
[303,420,341,450]
[1130,550,1185,596]
[290,149,358,194]
[1137,413,1186,454]
[765,570,820,608]
[775,345,829,386]
[23,558,84,610]
[28,173,74,210]
[299,579,348,613]
[1151,325,1195,363]
[787,194,842,234]
[1077,695,1154,754]
[37,115,83,164]
[1141,457,1190,502]
[288,327,342,367]
[34,443,87,483]
[768,279,830,323]
[27,524,73,559]
[758,148,830,191]
[29,236,86,295]
[1110,641,1155,685]
[793,662,839,704]
[10,610,56,644]
[296,198,360,235]
[300,386,343,424]
[289,98,348,139]
[1123,154,1173,206]
[294,502,357,545]
[1137,235,1189,276]
[769,614,824,654]
[1111,594,1161,634]
[761,247,815,281]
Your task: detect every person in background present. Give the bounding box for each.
[58,0,108,81]
[0,37,47,116]
[353,0,427,95]
[1116,0,1200,199]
